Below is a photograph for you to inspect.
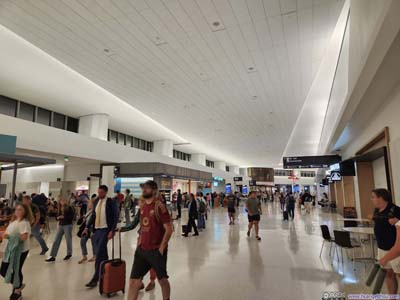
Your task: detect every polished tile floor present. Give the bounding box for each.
[0,202,377,299]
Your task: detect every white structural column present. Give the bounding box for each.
[153,140,173,157]
[101,165,115,193]
[229,166,239,174]
[39,182,49,196]
[239,168,248,177]
[214,161,226,172]
[78,113,109,141]
[191,153,206,166]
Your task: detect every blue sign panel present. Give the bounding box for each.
[0,134,16,154]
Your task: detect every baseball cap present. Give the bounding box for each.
[140,180,158,190]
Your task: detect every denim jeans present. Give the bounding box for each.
[80,234,96,256]
[50,224,73,257]
[91,229,109,282]
[198,213,205,229]
[31,224,48,251]
[124,207,131,223]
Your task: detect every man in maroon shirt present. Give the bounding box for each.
[128,180,173,300]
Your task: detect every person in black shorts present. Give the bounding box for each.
[128,181,173,300]
[226,192,236,225]
[246,191,262,241]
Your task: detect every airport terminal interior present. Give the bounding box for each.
[0,0,400,299]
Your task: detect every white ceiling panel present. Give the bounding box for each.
[0,0,345,166]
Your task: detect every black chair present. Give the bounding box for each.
[333,230,361,269]
[344,220,358,227]
[320,225,335,257]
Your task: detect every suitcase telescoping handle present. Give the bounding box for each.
[365,263,387,294]
[112,230,122,260]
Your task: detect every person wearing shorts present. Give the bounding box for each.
[371,189,400,295]
[128,180,173,300]
[226,192,236,225]
[246,191,262,241]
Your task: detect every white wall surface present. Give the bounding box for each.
[373,157,388,189]
[153,140,173,158]
[347,0,393,93]
[1,165,64,184]
[341,85,400,200]
[78,114,109,141]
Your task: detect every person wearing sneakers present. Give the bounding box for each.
[119,197,156,293]
[246,191,262,241]
[128,180,173,300]
[22,195,49,255]
[226,192,236,225]
[77,199,96,264]
[182,193,199,237]
[1,203,33,300]
[45,197,75,262]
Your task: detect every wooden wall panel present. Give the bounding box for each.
[329,184,336,202]
[343,176,356,207]
[335,181,344,215]
[356,162,375,218]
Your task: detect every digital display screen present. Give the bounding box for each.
[225,183,231,194]
[242,185,248,194]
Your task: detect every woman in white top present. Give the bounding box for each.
[379,218,400,271]
[1,203,33,300]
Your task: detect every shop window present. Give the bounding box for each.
[139,139,145,150]
[52,112,66,129]
[0,95,17,117]
[118,132,126,145]
[109,130,118,143]
[66,117,79,133]
[206,160,214,168]
[126,135,133,147]
[37,108,51,126]
[147,142,153,152]
[18,102,35,122]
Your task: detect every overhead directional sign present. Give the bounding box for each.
[249,180,257,186]
[233,176,243,182]
[330,171,342,181]
[283,155,341,169]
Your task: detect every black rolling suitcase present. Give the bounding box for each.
[283,210,289,221]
